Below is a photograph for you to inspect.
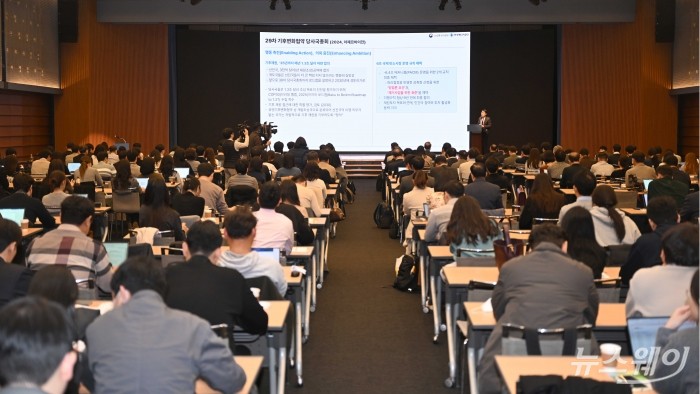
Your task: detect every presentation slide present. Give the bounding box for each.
[260,32,471,152]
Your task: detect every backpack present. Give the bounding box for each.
[393,255,419,292]
[376,173,384,192]
[389,219,400,239]
[346,180,356,203]
[373,202,394,229]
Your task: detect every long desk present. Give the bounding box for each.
[308,217,329,289]
[464,302,627,394]
[262,300,291,394]
[495,356,654,394]
[427,245,453,343]
[283,265,305,387]
[289,245,315,335]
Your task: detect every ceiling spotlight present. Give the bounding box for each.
[438,0,461,10]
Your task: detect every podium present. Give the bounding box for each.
[467,124,483,152]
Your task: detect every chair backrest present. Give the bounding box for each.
[112,190,141,214]
[501,323,593,356]
[532,217,559,226]
[225,185,258,207]
[180,215,200,229]
[594,277,622,303]
[245,276,284,301]
[75,181,96,202]
[75,278,96,300]
[604,244,632,267]
[127,243,154,258]
[614,190,638,209]
[467,280,496,302]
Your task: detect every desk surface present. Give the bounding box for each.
[263,300,291,331]
[427,245,452,260]
[22,227,43,238]
[283,266,303,286]
[495,356,652,394]
[319,208,331,216]
[443,266,499,286]
[289,245,314,258]
[194,355,263,394]
[464,302,626,330]
[308,217,327,227]
[417,229,426,241]
[620,208,647,215]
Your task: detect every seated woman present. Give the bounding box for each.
[73,156,103,187]
[112,159,140,193]
[159,155,182,192]
[590,184,641,247]
[560,206,607,278]
[277,180,314,245]
[41,170,71,216]
[525,148,542,174]
[518,173,566,230]
[651,269,699,394]
[139,174,185,241]
[171,177,205,217]
[33,159,72,202]
[402,171,434,217]
[445,195,502,259]
[276,152,302,180]
[303,162,327,205]
[139,157,156,177]
[248,157,267,186]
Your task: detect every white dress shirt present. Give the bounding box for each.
[253,208,295,254]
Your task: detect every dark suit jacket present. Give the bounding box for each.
[276,203,314,246]
[399,173,435,197]
[648,177,689,209]
[165,255,268,338]
[680,191,699,223]
[0,191,55,227]
[429,166,459,192]
[171,192,205,217]
[0,260,33,309]
[485,173,511,191]
[559,163,587,189]
[479,115,492,133]
[464,178,503,210]
[620,224,674,286]
[477,243,599,393]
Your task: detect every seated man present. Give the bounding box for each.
[225,160,259,191]
[26,196,112,294]
[626,223,699,317]
[424,181,464,243]
[546,150,569,180]
[0,173,55,227]
[30,150,52,178]
[625,150,656,188]
[648,165,689,209]
[88,256,246,393]
[253,182,295,255]
[557,170,596,222]
[464,162,503,210]
[219,208,287,296]
[477,224,599,393]
[0,297,78,394]
[484,157,510,191]
[590,152,615,177]
[620,196,679,285]
[0,218,32,308]
[429,155,459,192]
[197,162,228,216]
[165,220,267,341]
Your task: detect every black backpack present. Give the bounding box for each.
[373,202,394,229]
[393,255,419,292]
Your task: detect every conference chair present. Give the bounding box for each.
[614,190,638,209]
[111,189,141,237]
[501,323,593,357]
[225,185,258,208]
[180,215,200,230]
[75,181,96,202]
[75,278,96,300]
[531,217,559,227]
[157,246,185,268]
[594,277,622,303]
[604,244,632,267]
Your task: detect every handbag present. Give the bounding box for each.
[493,222,526,270]
[329,207,345,222]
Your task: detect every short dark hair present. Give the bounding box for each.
[647,195,679,226]
[96,151,108,161]
[579,148,589,156]
[5,147,16,156]
[0,218,21,254]
[28,265,78,308]
[631,151,646,163]
[60,195,94,225]
[223,208,257,239]
[597,152,608,160]
[663,153,679,166]
[197,162,214,177]
[529,223,567,249]
[318,150,330,162]
[0,297,75,386]
[434,155,447,164]
[126,150,138,162]
[444,181,465,199]
[185,220,223,256]
[613,144,621,152]
[259,181,281,209]
[110,256,167,297]
[573,171,596,196]
[485,157,499,174]
[411,156,425,171]
[273,141,284,153]
[618,156,632,168]
[554,150,567,162]
[656,165,673,178]
[183,177,200,193]
[470,162,487,178]
[306,151,319,162]
[12,173,33,193]
[625,145,636,154]
[661,223,699,267]
[234,160,248,175]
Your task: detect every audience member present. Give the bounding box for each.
[484,157,510,191]
[88,256,246,392]
[293,175,323,217]
[680,191,699,223]
[276,180,314,245]
[625,150,656,187]
[253,181,295,254]
[73,156,103,187]
[171,177,205,217]
[560,207,607,279]
[464,163,503,211]
[477,224,598,393]
[578,147,595,169]
[457,149,478,182]
[0,173,55,227]
[648,165,689,208]
[41,170,71,216]
[620,196,679,285]
[26,196,112,294]
[429,155,460,192]
[524,148,541,174]
[589,185,641,247]
[518,173,566,229]
[399,156,434,196]
[289,137,310,170]
[445,195,501,259]
[226,160,259,191]
[0,218,31,308]
[402,171,434,217]
[650,269,699,394]
[197,163,228,215]
[30,150,52,178]
[93,151,116,180]
[560,152,586,189]
[276,152,302,180]
[424,181,464,243]
[590,152,614,177]
[557,171,596,222]
[502,146,518,169]
[218,208,287,296]
[681,152,699,177]
[139,174,185,241]
[626,223,698,317]
[610,155,632,179]
[303,162,328,203]
[608,144,622,166]
[0,297,78,394]
[662,153,691,187]
[546,150,569,180]
[126,150,141,178]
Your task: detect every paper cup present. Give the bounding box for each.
[600,343,622,368]
[20,219,29,230]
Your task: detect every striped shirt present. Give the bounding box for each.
[26,224,113,293]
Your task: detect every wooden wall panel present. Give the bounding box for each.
[0,91,51,160]
[561,0,677,154]
[678,93,699,156]
[54,0,169,152]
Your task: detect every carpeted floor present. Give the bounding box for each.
[286,179,455,394]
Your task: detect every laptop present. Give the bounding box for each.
[0,208,24,226]
[627,316,697,365]
[74,194,89,199]
[253,247,281,264]
[135,177,149,190]
[103,242,129,267]
[67,162,80,173]
[174,167,190,179]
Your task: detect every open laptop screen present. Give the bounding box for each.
[174,167,190,180]
[627,316,697,364]
[103,242,129,267]
[0,208,24,226]
[253,247,281,264]
[135,178,149,190]
[67,163,80,173]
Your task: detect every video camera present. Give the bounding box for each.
[260,121,278,142]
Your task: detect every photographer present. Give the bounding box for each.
[221,127,249,183]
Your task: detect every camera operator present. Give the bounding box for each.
[221,127,249,184]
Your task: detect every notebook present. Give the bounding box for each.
[67,163,80,173]
[0,208,24,226]
[174,167,190,179]
[135,177,149,190]
[103,242,129,267]
[627,316,697,365]
[253,247,281,264]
